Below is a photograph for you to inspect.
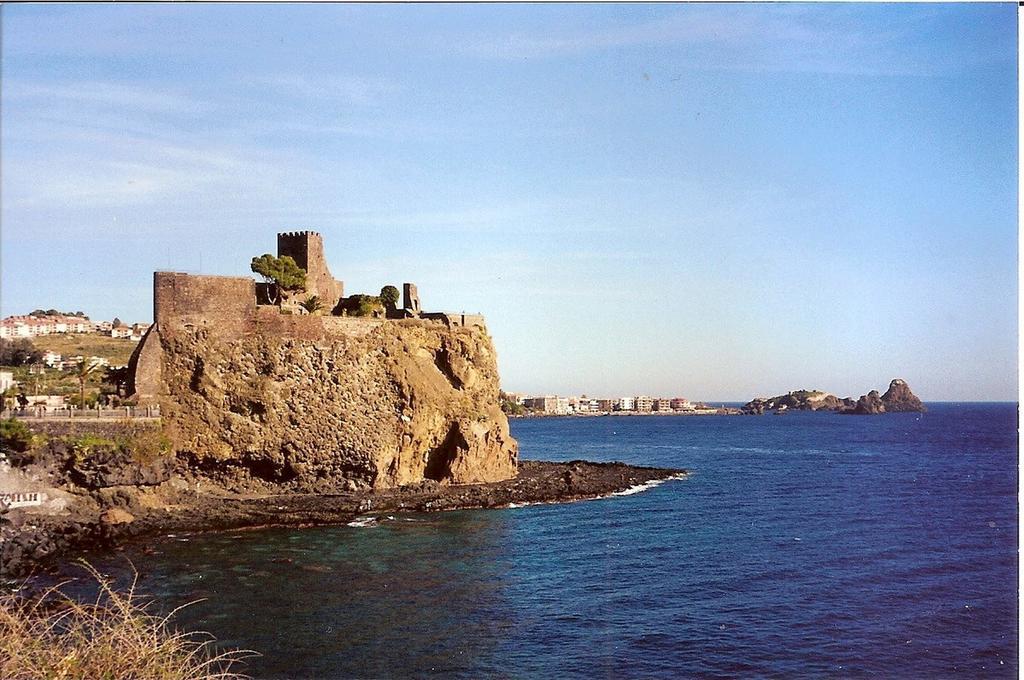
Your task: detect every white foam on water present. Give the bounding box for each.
[505,473,688,508]
[347,515,426,527]
[506,501,545,509]
[609,472,688,497]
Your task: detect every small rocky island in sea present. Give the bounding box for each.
[0,232,681,577]
[742,378,926,415]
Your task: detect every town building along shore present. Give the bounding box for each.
[508,393,737,416]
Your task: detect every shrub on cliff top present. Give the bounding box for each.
[0,562,253,680]
[0,418,35,454]
[126,427,173,465]
[337,294,385,318]
[69,433,117,449]
[67,427,171,465]
[299,295,324,315]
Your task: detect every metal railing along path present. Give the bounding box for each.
[1,406,161,420]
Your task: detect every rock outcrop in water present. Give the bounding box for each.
[880,379,927,413]
[844,379,928,416]
[743,379,925,415]
[849,390,885,415]
[742,390,855,415]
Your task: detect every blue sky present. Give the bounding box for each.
[0,3,1017,400]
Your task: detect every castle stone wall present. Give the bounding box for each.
[127,326,164,403]
[154,272,256,326]
[321,316,385,337]
[403,283,421,312]
[277,231,344,309]
[249,307,383,340]
[422,312,487,330]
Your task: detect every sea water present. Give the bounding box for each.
[98,403,1016,677]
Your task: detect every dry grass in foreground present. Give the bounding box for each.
[0,562,254,680]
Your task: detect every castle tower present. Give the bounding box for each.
[403,283,421,314]
[277,231,344,309]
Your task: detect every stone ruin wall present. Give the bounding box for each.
[277,231,344,309]
[132,272,386,404]
[150,271,387,341]
[422,312,486,330]
[154,272,257,329]
[128,325,164,404]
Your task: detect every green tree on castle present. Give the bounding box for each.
[380,285,400,312]
[251,254,306,305]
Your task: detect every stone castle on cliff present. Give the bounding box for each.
[128,231,485,404]
[124,229,517,490]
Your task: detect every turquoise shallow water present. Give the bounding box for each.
[89,403,1016,678]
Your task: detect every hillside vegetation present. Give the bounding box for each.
[31,334,137,366]
[1,335,136,405]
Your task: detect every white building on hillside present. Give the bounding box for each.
[0,314,92,338]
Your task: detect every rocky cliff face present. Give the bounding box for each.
[138,319,517,491]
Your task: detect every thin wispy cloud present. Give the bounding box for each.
[4,126,287,210]
[246,74,399,107]
[3,80,215,116]
[457,5,1005,76]
[461,9,757,59]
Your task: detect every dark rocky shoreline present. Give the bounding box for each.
[1,460,684,579]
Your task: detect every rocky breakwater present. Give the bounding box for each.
[743,379,926,415]
[155,318,518,491]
